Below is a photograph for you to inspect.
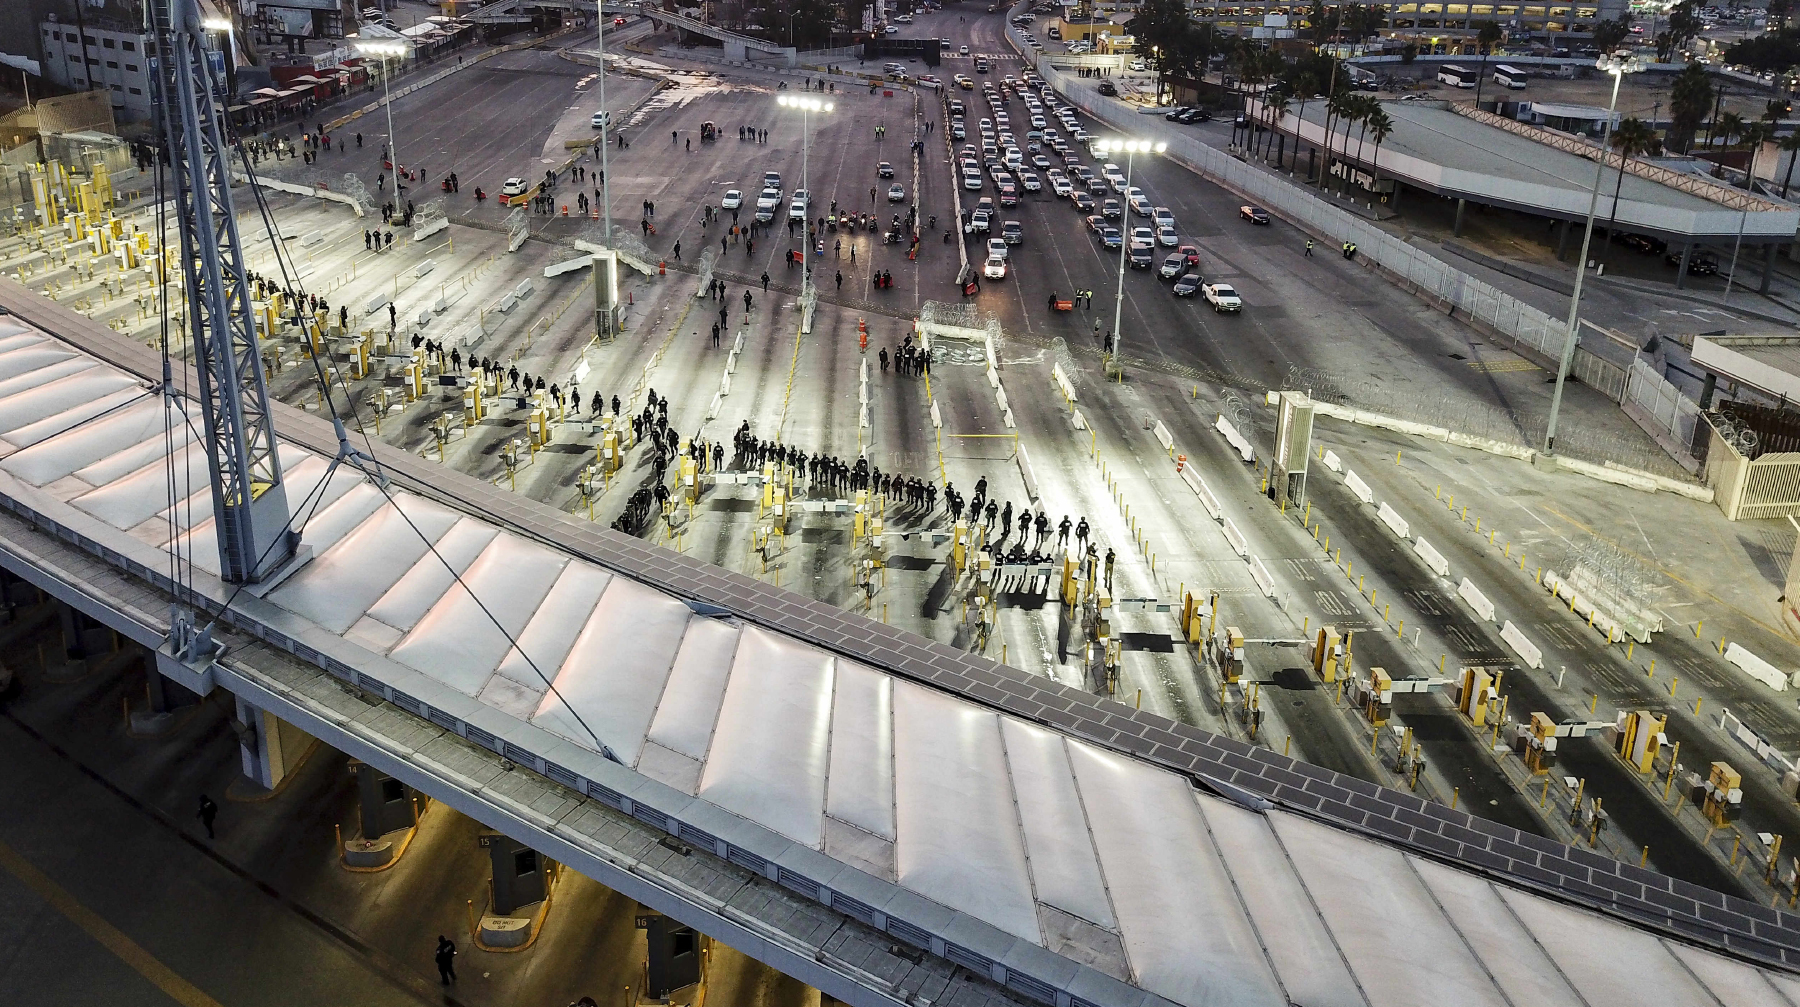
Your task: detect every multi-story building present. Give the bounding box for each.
[1191,0,1630,51]
[39,15,158,122]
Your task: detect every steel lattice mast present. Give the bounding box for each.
[148,0,293,583]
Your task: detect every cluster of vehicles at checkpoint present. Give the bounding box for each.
[953,71,1241,312]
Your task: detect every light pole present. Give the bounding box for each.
[596,1,613,248]
[1543,49,1640,454]
[777,94,832,300]
[201,17,237,100]
[1096,138,1165,377]
[356,40,411,210]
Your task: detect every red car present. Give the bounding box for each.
[1178,243,1201,268]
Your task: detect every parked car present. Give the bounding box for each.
[1097,81,1117,96]
[721,189,743,209]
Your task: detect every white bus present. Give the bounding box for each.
[1437,64,1478,88]
[1493,64,1529,89]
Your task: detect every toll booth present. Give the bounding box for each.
[641,911,702,998]
[1523,712,1557,773]
[1702,762,1743,826]
[1311,626,1343,683]
[1616,710,1667,774]
[353,762,423,839]
[1212,626,1245,684]
[1456,667,1500,727]
[1364,666,1392,726]
[480,834,552,916]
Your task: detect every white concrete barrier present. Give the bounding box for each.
[1501,620,1544,669]
[1017,442,1039,502]
[1178,464,1222,520]
[930,399,942,428]
[1221,517,1249,557]
[363,294,390,316]
[996,387,1009,414]
[513,278,535,300]
[1414,537,1449,577]
[1376,501,1410,540]
[544,254,594,278]
[1248,557,1277,598]
[414,259,437,280]
[1344,470,1373,505]
[300,229,326,247]
[1215,415,1254,463]
[1458,578,1496,622]
[412,217,449,242]
[1152,420,1173,452]
[1071,408,1088,430]
[1725,642,1790,692]
[1003,407,1016,429]
[1052,362,1077,402]
[1322,449,1342,473]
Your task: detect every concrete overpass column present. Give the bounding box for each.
[723,39,746,61]
[1453,198,1466,237]
[1556,220,1571,261]
[1675,240,1694,289]
[784,47,798,68]
[234,696,315,791]
[1761,243,1777,294]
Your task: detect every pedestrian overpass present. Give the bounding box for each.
[1,280,1798,1007]
[634,8,798,65]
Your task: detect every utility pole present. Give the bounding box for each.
[148,0,294,583]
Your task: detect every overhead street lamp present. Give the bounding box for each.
[201,16,238,101]
[1543,48,1641,454]
[1095,138,1165,378]
[776,94,833,301]
[355,39,412,209]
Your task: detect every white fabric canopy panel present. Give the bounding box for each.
[0,312,1793,1007]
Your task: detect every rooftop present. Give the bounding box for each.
[1261,98,1800,241]
[3,278,1800,1004]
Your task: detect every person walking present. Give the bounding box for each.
[835,270,843,291]
[673,240,682,261]
[1304,239,1314,257]
[435,936,458,985]
[1104,547,1116,591]
[879,347,889,373]
[761,271,770,291]
[197,794,218,839]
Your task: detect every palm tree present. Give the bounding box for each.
[1600,117,1655,256]
[1471,21,1503,111]
[1738,120,1775,189]
[1778,130,1800,197]
[1322,92,1351,188]
[1715,110,1745,149]
[1263,92,1291,162]
[1289,70,1318,174]
[1366,108,1394,196]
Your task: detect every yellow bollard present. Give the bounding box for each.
[1451,788,1459,810]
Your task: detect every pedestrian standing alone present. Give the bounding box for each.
[197,794,218,839]
[435,936,457,985]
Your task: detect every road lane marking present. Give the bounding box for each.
[0,838,225,1007]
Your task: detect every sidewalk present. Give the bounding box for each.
[0,609,646,1007]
